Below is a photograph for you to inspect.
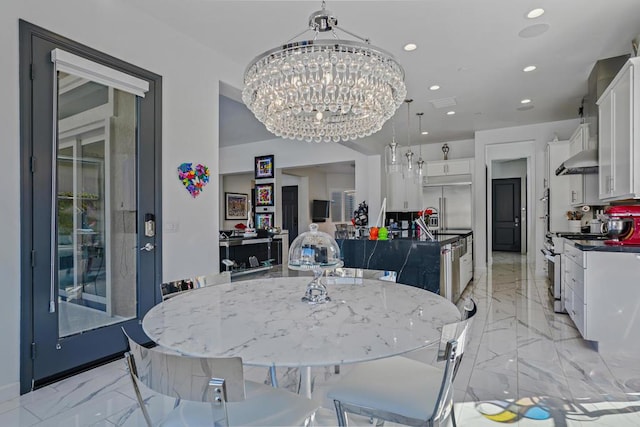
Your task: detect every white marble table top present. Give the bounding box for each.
[142,276,460,368]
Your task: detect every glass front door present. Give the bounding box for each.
[21,23,161,391]
[56,72,138,338]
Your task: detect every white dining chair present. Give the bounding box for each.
[327,299,477,427]
[122,328,319,426]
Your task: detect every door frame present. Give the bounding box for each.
[485,141,534,265]
[19,20,162,393]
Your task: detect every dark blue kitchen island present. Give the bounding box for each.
[336,236,459,294]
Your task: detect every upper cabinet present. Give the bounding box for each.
[425,159,471,177]
[598,57,640,201]
[387,172,422,211]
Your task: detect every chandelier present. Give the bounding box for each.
[242,1,407,143]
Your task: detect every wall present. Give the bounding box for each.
[0,0,247,398]
[492,159,528,253]
[474,119,581,276]
[415,138,475,161]
[219,138,381,228]
[220,173,253,231]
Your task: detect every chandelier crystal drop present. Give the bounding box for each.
[242,1,407,142]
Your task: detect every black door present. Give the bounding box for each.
[492,178,521,252]
[282,186,299,245]
[20,21,162,392]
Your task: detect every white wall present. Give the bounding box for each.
[474,119,581,276]
[0,0,249,397]
[220,173,253,231]
[220,139,381,227]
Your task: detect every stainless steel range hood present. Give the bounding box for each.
[555,148,598,175]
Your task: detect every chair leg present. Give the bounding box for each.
[125,355,153,427]
[333,400,348,427]
[451,404,458,427]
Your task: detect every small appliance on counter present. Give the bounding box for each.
[603,205,640,245]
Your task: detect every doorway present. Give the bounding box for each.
[492,178,522,252]
[19,21,162,392]
[282,186,299,245]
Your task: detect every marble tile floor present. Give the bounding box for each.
[2,251,640,426]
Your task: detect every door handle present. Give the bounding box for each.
[140,243,155,252]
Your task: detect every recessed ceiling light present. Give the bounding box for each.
[446,111,456,115]
[521,99,532,104]
[429,85,440,91]
[527,8,545,19]
[403,43,417,52]
[421,131,429,135]
[523,65,537,72]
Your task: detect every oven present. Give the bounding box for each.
[542,233,565,313]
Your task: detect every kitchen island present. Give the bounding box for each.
[337,230,473,299]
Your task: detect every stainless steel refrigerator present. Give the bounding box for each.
[422,184,472,230]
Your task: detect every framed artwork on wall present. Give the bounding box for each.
[254,154,275,179]
[225,192,248,220]
[255,212,274,230]
[255,183,274,206]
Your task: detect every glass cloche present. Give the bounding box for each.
[288,223,343,304]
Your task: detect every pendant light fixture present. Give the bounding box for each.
[404,99,414,178]
[385,118,401,174]
[416,112,425,176]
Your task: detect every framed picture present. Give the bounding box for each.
[255,183,274,206]
[254,154,275,179]
[225,192,248,220]
[255,212,274,230]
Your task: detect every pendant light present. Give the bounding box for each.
[385,118,401,174]
[404,99,414,178]
[416,112,425,176]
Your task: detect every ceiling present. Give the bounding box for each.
[128,0,640,156]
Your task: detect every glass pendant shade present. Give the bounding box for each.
[243,3,406,143]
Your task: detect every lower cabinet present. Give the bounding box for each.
[563,241,640,348]
[458,235,474,292]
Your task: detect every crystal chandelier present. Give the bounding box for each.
[242,1,407,143]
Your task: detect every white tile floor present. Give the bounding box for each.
[2,252,640,426]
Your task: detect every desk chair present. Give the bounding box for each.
[327,299,477,427]
[122,328,318,427]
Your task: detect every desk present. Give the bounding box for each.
[143,277,460,396]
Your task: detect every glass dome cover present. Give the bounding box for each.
[288,223,343,303]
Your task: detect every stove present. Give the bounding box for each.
[555,232,608,240]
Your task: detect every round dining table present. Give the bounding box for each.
[142,276,460,397]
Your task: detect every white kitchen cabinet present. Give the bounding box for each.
[425,159,471,177]
[459,235,473,291]
[386,171,421,211]
[598,57,640,201]
[562,241,640,348]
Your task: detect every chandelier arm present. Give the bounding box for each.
[284,27,317,44]
[332,24,370,44]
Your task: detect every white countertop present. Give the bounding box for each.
[142,277,460,368]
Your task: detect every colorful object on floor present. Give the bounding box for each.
[177,163,210,198]
[476,398,551,422]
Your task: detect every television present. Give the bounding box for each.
[312,199,331,222]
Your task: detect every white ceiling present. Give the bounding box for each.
[128,0,640,155]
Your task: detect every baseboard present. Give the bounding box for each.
[0,381,19,403]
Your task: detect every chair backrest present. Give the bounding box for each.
[122,328,245,403]
[431,298,477,424]
[160,271,231,300]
